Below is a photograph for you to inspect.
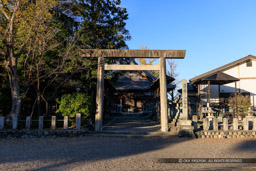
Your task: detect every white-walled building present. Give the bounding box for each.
[190,55,256,108]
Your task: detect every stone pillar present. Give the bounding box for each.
[12,116,18,130]
[95,57,105,131]
[233,118,238,131]
[0,116,4,130]
[64,116,68,129]
[253,117,256,131]
[243,118,248,131]
[26,116,31,130]
[39,116,44,130]
[159,57,168,132]
[51,116,56,129]
[177,79,194,137]
[192,115,198,131]
[76,113,81,130]
[180,79,188,120]
[203,118,209,131]
[223,118,228,131]
[213,118,218,131]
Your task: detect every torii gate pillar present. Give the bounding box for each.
[159,57,168,132]
[95,57,104,131]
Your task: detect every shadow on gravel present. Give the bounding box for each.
[0,136,192,170]
[235,139,256,152]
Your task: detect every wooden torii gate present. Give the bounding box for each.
[80,49,186,132]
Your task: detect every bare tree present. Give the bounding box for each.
[167,59,179,100]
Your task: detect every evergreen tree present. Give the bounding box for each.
[69,0,130,49]
[65,0,131,117]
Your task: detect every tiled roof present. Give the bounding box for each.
[111,59,175,90]
[114,72,152,90]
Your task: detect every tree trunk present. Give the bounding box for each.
[36,64,41,116]
[5,5,21,119]
[37,92,41,116]
[6,46,21,119]
[7,66,21,119]
[41,95,48,117]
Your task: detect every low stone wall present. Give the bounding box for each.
[196,130,256,138]
[0,129,89,138]
[192,115,256,138]
[0,114,81,131]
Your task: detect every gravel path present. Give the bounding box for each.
[1,136,256,170]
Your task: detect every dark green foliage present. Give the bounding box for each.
[69,0,131,49]
[56,92,93,119]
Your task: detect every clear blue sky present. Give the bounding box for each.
[121,0,256,81]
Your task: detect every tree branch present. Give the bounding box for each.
[0,5,10,20]
[2,0,21,44]
[9,0,20,25]
[0,49,5,56]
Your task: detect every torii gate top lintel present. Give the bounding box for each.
[80,49,186,59]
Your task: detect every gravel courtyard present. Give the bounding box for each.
[1,136,256,170]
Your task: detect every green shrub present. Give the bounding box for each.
[228,92,251,117]
[56,93,93,119]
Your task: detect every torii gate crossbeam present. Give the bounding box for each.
[80,49,186,132]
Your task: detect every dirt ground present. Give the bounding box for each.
[1,136,256,170]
